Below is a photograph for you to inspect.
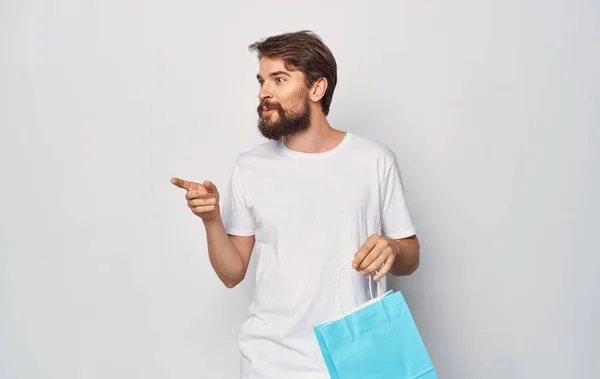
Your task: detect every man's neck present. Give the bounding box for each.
[283,114,346,154]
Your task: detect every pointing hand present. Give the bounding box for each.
[171,177,220,221]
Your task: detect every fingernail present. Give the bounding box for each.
[352,262,357,269]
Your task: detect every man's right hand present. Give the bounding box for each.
[170,177,220,221]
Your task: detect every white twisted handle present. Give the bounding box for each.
[332,259,383,317]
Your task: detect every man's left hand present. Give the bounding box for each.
[352,234,399,281]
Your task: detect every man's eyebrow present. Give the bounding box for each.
[256,71,292,80]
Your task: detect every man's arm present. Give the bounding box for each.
[171,177,255,289]
[390,235,420,276]
[204,215,255,288]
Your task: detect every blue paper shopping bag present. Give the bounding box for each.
[313,261,437,379]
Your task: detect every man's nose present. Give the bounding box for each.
[258,83,273,102]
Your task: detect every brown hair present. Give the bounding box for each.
[249,30,337,116]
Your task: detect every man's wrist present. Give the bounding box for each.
[390,237,403,275]
[202,213,223,229]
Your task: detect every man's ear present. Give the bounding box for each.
[309,77,328,103]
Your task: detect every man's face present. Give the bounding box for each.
[256,57,311,140]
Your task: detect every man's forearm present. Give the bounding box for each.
[203,215,245,287]
[390,235,420,276]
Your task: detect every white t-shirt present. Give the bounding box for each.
[221,131,416,379]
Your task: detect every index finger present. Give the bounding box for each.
[170,177,201,191]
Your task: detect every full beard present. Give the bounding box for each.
[257,99,311,140]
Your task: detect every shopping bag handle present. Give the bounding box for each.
[333,259,383,317]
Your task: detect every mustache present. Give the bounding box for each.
[257,100,283,115]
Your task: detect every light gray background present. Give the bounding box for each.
[1,0,599,378]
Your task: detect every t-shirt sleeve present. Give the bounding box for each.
[221,160,255,236]
[380,156,417,239]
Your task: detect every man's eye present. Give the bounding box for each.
[276,77,285,83]
[258,81,264,86]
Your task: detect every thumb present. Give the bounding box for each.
[203,180,218,193]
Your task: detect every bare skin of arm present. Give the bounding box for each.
[171,177,255,288]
